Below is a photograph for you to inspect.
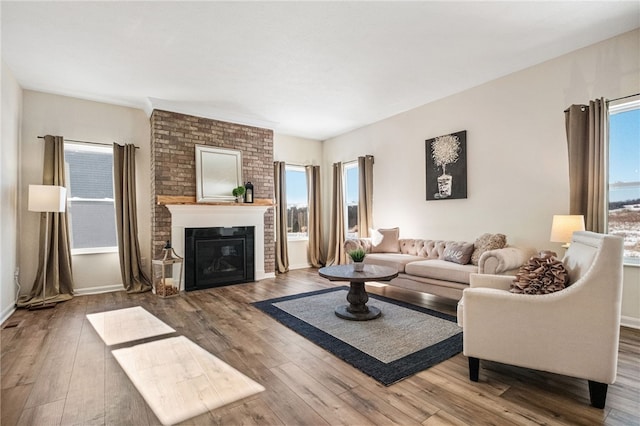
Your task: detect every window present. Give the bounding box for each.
[344,161,359,239]
[608,98,640,264]
[64,143,118,254]
[285,165,308,240]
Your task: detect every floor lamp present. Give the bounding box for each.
[28,184,67,310]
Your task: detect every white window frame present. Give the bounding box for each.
[285,164,309,241]
[72,246,118,256]
[64,142,119,255]
[608,97,640,266]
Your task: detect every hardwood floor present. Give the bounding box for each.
[1,268,639,425]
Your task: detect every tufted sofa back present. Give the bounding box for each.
[397,239,468,259]
[345,237,471,260]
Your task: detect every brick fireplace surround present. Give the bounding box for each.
[150,109,275,276]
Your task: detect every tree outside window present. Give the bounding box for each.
[285,165,308,239]
[344,162,359,238]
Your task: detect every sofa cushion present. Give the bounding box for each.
[405,259,478,284]
[371,228,400,253]
[344,238,373,254]
[471,233,507,265]
[364,253,424,273]
[443,242,474,264]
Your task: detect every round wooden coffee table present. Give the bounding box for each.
[318,264,398,321]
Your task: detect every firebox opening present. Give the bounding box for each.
[185,226,255,291]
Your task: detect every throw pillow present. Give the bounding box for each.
[510,251,569,294]
[443,242,474,265]
[470,233,507,265]
[371,227,400,253]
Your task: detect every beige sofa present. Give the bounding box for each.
[344,232,534,300]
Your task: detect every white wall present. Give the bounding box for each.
[274,133,323,269]
[20,91,151,294]
[1,62,23,322]
[323,29,640,325]
[622,267,640,328]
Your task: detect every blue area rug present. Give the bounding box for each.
[253,286,463,385]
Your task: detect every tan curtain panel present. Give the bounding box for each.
[327,162,347,265]
[113,143,152,293]
[357,155,374,238]
[565,98,608,233]
[17,135,74,308]
[274,161,289,273]
[306,165,325,267]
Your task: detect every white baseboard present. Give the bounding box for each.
[256,272,276,280]
[621,315,640,330]
[1,305,17,326]
[74,284,123,296]
[289,263,312,270]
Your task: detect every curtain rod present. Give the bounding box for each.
[283,162,318,168]
[564,93,640,112]
[37,136,139,149]
[607,93,640,103]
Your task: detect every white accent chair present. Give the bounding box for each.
[457,231,624,408]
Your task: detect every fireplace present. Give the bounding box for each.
[185,226,255,291]
[164,203,274,286]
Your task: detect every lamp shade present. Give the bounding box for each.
[28,185,67,213]
[550,215,585,244]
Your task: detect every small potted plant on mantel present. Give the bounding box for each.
[348,248,366,272]
[232,186,245,203]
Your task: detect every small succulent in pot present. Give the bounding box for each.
[348,248,366,271]
[232,186,246,202]
[348,248,366,262]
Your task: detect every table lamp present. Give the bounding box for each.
[550,215,585,248]
[28,184,67,310]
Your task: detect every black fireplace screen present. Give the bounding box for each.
[185,227,255,291]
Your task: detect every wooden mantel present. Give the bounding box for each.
[157,195,274,207]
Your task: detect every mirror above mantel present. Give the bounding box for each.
[195,145,242,202]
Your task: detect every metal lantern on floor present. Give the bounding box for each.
[152,241,183,298]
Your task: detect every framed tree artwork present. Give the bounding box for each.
[426,130,467,200]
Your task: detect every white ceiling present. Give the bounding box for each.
[2,1,639,140]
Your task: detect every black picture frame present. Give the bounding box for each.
[425,130,467,201]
